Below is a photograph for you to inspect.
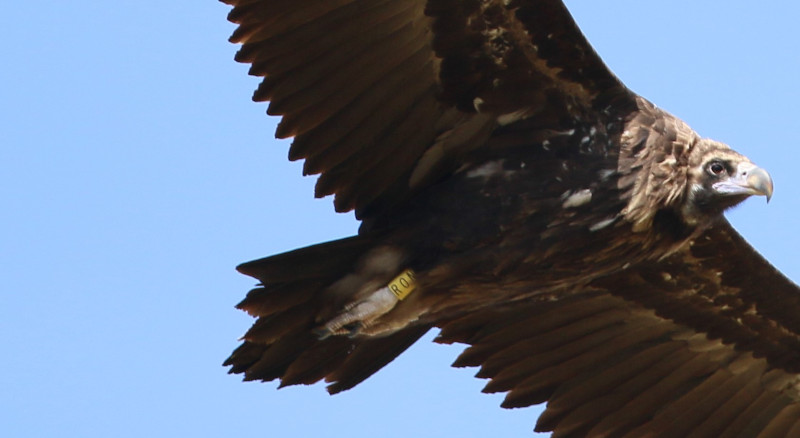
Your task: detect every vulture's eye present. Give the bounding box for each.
[707,161,726,176]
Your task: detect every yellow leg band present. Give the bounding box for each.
[387,269,416,300]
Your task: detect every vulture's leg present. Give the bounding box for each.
[315,269,418,339]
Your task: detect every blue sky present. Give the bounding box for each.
[2,2,798,437]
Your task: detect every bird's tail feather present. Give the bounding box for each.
[225,235,431,394]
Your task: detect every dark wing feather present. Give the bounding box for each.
[222,0,634,217]
[603,221,800,373]
[437,221,800,437]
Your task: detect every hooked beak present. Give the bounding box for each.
[712,162,774,202]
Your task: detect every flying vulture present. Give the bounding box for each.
[221,1,800,436]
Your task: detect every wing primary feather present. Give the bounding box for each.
[435,302,554,346]
[288,54,433,163]
[329,93,440,211]
[476,308,630,379]
[718,391,782,438]
[588,352,725,435]
[489,323,630,397]
[684,376,763,438]
[342,99,441,211]
[249,5,411,81]
[265,6,426,110]
[622,358,762,437]
[498,318,673,409]
[741,404,800,438]
[785,419,800,438]
[452,296,622,367]
[229,0,359,44]
[314,89,438,200]
[552,347,694,436]
[538,341,685,433]
[738,395,795,438]
[655,358,764,437]
[266,19,426,125]
[236,0,399,66]
[299,51,434,173]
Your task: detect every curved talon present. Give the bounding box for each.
[312,326,335,340]
[346,322,364,338]
[316,287,399,339]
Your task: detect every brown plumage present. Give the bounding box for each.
[220,1,798,436]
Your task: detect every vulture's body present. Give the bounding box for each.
[221,1,800,436]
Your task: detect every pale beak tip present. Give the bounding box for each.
[747,166,773,203]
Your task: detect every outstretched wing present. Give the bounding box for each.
[222,0,633,217]
[437,220,800,436]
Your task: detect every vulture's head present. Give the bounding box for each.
[681,139,773,223]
